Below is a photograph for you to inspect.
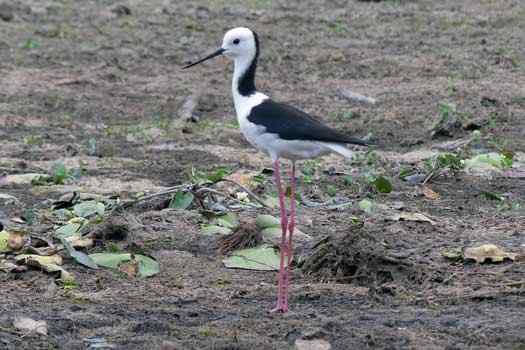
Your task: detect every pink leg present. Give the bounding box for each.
[271,158,289,313]
[282,161,296,311]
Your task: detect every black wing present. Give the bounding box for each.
[247,99,368,146]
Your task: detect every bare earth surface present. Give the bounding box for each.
[1,0,524,349]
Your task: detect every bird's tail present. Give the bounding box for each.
[325,143,354,159]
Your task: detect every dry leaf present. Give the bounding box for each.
[464,244,516,263]
[422,186,440,200]
[65,235,94,249]
[16,254,63,266]
[13,317,48,336]
[119,259,139,277]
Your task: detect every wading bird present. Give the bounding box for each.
[184,27,368,313]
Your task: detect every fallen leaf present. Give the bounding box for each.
[169,191,194,209]
[422,186,440,200]
[89,253,160,277]
[61,238,98,269]
[223,244,280,271]
[15,254,74,282]
[13,317,48,336]
[255,214,280,229]
[463,152,510,175]
[201,225,232,236]
[358,199,374,214]
[464,244,516,263]
[65,235,94,249]
[371,176,392,193]
[213,212,239,229]
[388,212,436,225]
[73,201,105,218]
[254,215,311,242]
[55,223,81,238]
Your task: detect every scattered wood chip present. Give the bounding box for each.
[464,244,517,264]
[388,212,436,225]
[422,186,440,200]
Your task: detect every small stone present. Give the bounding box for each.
[110,4,131,16]
[0,3,14,22]
[295,338,332,350]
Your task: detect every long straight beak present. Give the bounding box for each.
[183,48,225,69]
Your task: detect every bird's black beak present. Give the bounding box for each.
[183,48,225,69]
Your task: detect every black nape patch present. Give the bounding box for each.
[247,99,368,146]
[237,31,259,96]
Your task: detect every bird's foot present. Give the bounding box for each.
[270,302,289,313]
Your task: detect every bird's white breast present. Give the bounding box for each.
[233,91,269,146]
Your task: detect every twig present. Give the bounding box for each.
[299,193,353,210]
[114,184,189,210]
[213,179,272,209]
[338,88,377,105]
[0,326,23,336]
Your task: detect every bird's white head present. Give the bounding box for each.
[221,27,257,60]
[183,27,258,69]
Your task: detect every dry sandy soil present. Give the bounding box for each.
[1,0,524,349]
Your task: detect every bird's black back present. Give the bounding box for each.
[247,99,368,146]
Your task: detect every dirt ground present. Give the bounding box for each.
[1,0,524,349]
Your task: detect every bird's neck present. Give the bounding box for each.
[232,52,258,100]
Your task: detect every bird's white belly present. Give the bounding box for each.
[240,122,330,160]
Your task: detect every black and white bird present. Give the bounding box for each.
[184,27,368,313]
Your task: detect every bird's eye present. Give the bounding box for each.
[233,38,240,45]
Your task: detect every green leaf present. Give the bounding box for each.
[213,212,239,229]
[207,167,231,183]
[326,184,338,197]
[201,225,232,236]
[255,214,280,230]
[135,255,160,278]
[464,153,512,172]
[0,230,10,253]
[358,199,374,214]
[371,176,392,193]
[73,201,105,218]
[61,238,98,269]
[169,191,194,209]
[481,191,504,201]
[88,253,160,277]
[51,162,68,185]
[260,227,282,239]
[223,244,280,271]
[89,253,130,269]
[55,223,81,238]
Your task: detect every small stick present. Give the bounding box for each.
[178,89,202,122]
[114,184,188,210]
[213,178,272,209]
[338,88,377,105]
